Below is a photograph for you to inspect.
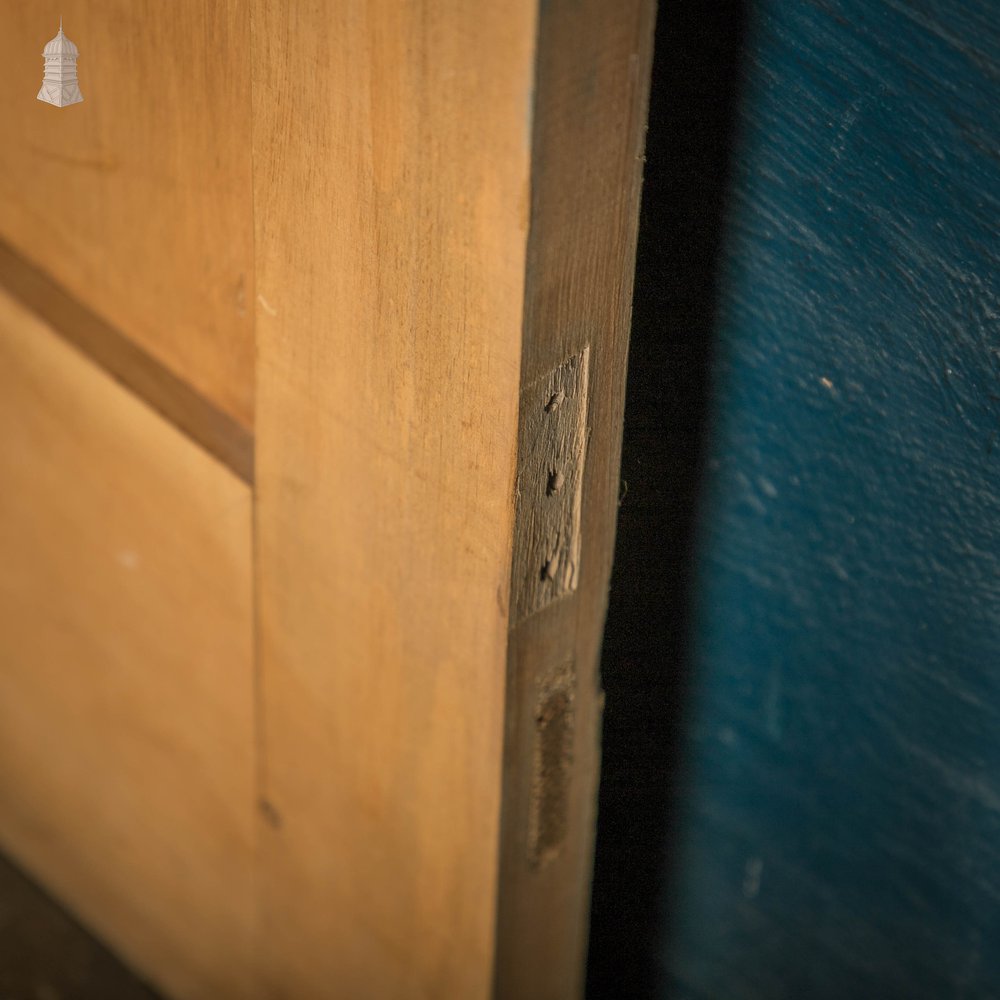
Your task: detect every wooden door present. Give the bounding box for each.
[0,3,654,998]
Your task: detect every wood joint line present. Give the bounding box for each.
[0,239,254,484]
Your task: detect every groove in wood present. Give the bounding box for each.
[0,239,254,484]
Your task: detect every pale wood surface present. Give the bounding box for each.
[250,2,535,996]
[0,239,254,483]
[0,286,256,1000]
[0,2,255,429]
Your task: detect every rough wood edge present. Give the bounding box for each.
[494,0,657,997]
[0,239,254,485]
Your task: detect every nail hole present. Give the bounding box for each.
[541,554,559,581]
[544,389,565,412]
[546,470,565,496]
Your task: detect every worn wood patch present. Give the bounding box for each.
[512,348,590,621]
[528,660,577,869]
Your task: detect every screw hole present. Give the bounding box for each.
[545,389,565,412]
[541,554,559,581]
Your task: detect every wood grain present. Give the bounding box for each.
[250,2,534,996]
[495,0,656,997]
[0,238,253,483]
[0,286,256,1000]
[0,1,255,428]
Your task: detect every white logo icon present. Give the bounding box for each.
[38,18,83,108]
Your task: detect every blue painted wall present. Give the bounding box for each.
[590,1,1000,997]
[667,0,1000,996]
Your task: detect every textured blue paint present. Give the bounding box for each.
[664,1,1000,996]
